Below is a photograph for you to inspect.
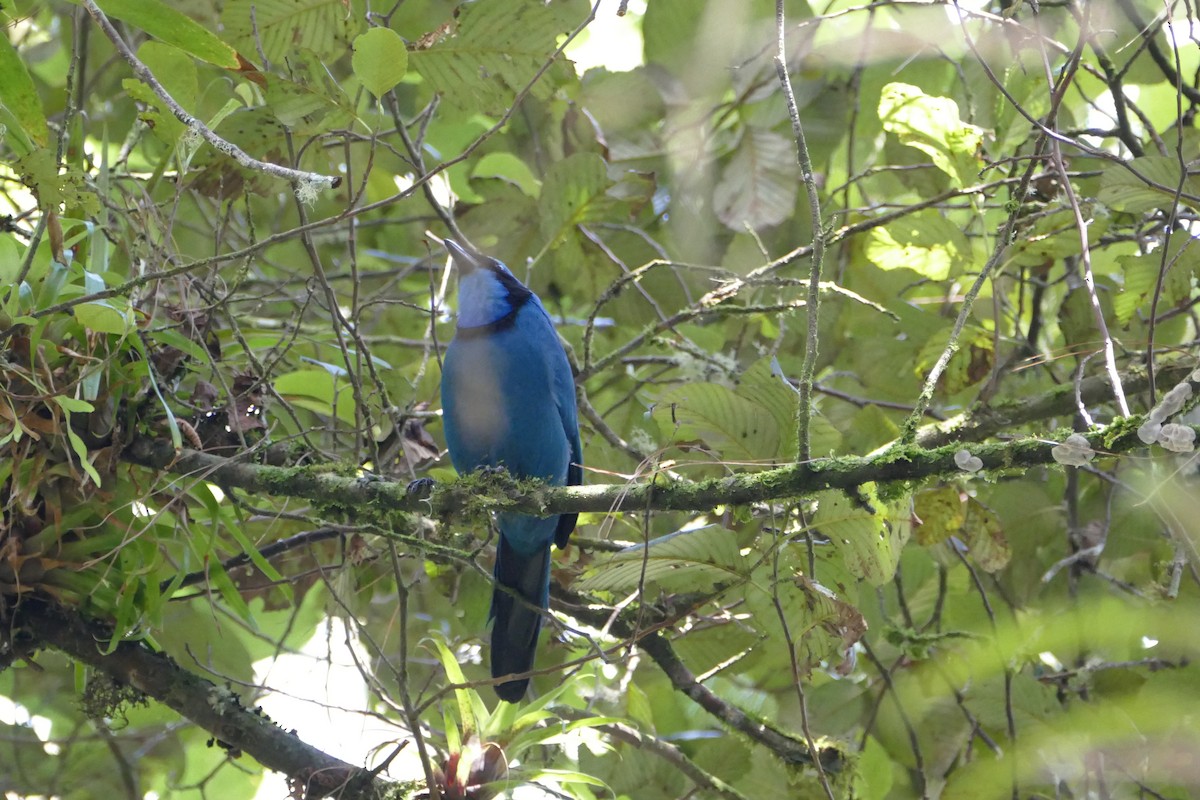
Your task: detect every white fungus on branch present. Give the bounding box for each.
[1051,433,1095,467]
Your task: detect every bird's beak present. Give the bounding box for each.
[443,239,487,275]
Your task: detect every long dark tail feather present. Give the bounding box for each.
[490,534,551,702]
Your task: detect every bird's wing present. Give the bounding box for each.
[543,306,582,549]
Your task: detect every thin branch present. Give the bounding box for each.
[592,605,843,770]
[774,0,825,464]
[1037,13,1129,417]
[79,0,339,191]
[557,709,751,800]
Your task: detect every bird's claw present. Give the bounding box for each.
[406,477,435,498]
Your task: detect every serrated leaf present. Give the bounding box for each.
[86,0,239,68]
[865,211,971,280]
[744,568,867,673]
[654,383,779,464]
[576,525,745,593]
[539,152,613,247]
[1008,205,1110,268]
[1099,156,1200,214]
[410,0,577,115]
[713,128,799,231]
[653,358,800,465]
[352,27,408,98]
[13,150,100,214]
[913,486,965,546]
[961,497,1009,572]
[1114,251,1160,326]
[739,357,802,459]
[879,82,983,187]
[0,30,49,148]
[812,489,906,586]
[1114,237,1199,326]
[222,0,358,67]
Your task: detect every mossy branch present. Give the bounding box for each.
[122,415,1192,522]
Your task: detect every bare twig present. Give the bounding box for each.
[774,0,826,464]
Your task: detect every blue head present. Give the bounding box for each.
[445,240,533,330]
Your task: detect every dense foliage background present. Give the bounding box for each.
[2,0,1199,798]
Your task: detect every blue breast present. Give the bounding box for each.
[442,301,573,553]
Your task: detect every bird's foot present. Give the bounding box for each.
[406,477,435,498]
[355,471,384,488]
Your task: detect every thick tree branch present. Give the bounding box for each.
[915,362,1194,448]
[12,600,390,800]
[122,386,1194,521]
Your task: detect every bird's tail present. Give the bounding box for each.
[490,532,551,702]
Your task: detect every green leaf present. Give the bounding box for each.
[85,0,239,68]
[128,336,182,451]
[865,211,972,281]
[222,521,293,605]
[744,567,867,673]
[1114,235,1198,326]
[740,358,803,460]
[266,76,340,128]
[539,152,613,247]
[53,396,94,414]
[713,128,799,231]
[13,150,100,214]
[410,0,578,115]
[352,27,408,98]
[1006,204,1110,268]
[856,736,896,800]
[0,30,50,147]
[812,488,906,586]
[879,82,983,187]
[961,497,1010,572]
[75,300,133,335]
[138,41,198,112]
[913,486,964,546]
[65,426,102,487]
[652,358,800,465]
[518,768,608,791]
[576,524,746,593]
[429,636,486,742]
[274,369,356,423]
[1099,156,1200,214]
[473,152,541,197]
[222,0,359,67]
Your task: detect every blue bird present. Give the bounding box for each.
[439,239,582,702]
